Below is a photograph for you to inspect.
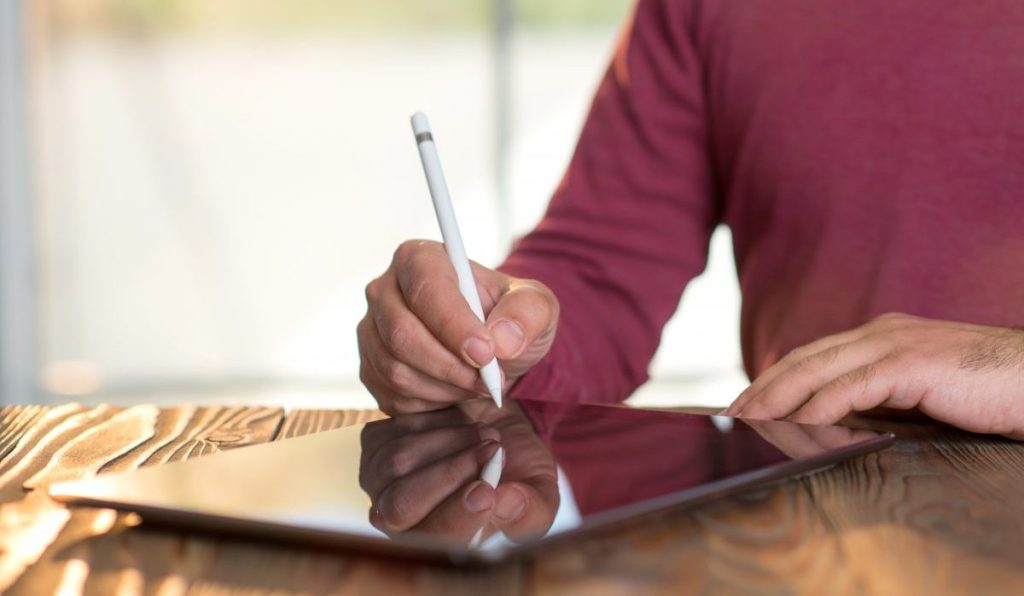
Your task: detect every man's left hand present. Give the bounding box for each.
[725,313,1024,439]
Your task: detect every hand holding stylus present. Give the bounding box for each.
[357,114,559,416]
[359,241,558,415]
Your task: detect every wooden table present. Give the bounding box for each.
[0,403,1022,595]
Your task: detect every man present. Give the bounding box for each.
[358,0,1024,440]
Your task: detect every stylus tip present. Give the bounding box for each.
[487,385,502,408]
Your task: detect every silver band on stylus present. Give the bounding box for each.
[415,132,433,144]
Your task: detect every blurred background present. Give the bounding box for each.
[1,0,744,410]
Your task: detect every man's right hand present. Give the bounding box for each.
[358,240,559,415]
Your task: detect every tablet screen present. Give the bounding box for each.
[49,398,893,563]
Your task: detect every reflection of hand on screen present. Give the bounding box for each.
[742,418,882,459]
[358,401,559,544]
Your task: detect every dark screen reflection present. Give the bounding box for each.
[520,401,789,516]
[358,398,886,549]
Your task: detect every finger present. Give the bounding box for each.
[726,326,871,415]
[359,316,451,415]
[392,240,499,369]
[746,419,829,459]
[736,339,892,420]
[789,419,879,450]
[361,422,496,492]
[730,313,928,416]
[360,316,485,406]
[745,417,883,458]
[371,270,484,392]
[407,480,499,541]
[359,359,447,416]
[361,424,501,497]
[360,418,405,461]
[491,479,560,542]
[372,440,500,533]
[485,279,559,362]
[787,360,902,425]
[359,354,466,416]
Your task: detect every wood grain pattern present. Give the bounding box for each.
[0,404,283,594]
[0,405,46,462]
[0,404,1021,595]
[275,409,387,440]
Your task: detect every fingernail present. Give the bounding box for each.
[463,481,494,513]
[494,486,527,522]
[490,320,525,359]
[478,426,501,443]
[463,337,494,367]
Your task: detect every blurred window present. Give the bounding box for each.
[25,0,742,407]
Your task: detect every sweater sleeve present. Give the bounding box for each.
[499,0,718,404]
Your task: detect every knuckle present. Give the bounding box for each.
[393,239,423,264]
[872,312,914,330]
[381,320,412,358]
[357,470,372,494]
[883,347,908,366]
[512,280,559,320]
[840,364,876,388]
[383,443,417,477]
[886,348,922,372]
[780,345,811,366]
[403,242,443,280]
[382,359,415,392]
[395,241,441,288]
[380,491,416,530]
[404,276,434,311]
[514,278,549,298]
[789,354,815,374]
[355,317,369,346]
[365,278,381,303]
[359,364,392,408]
[813,344,844,367]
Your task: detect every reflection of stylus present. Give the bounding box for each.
[469,446,505,547]
[480,445,505,488]
[411,112,503,408]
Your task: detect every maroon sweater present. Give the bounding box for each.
[502,0,1024,404]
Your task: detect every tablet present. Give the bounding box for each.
[48,398,894,564]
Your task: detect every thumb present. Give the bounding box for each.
[491,480,559,542]
[485,279,559,370]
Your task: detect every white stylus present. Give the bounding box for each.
[411,112,503,408]
[469,445,505,547]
